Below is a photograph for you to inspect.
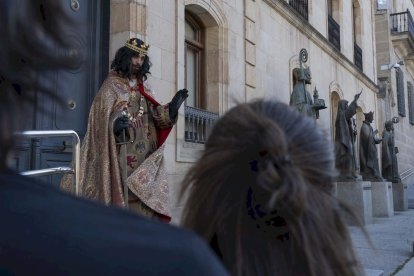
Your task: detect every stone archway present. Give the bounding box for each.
[331,91,341,141]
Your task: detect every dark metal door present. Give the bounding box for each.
[14,0,110,187]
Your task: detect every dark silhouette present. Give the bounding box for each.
[334,92,361,181]
[290,67,315,118]
[290,49,326,119]
[359,111,383,181]
[382,120,400,182]
[0,1,227,275]
[180,100,363,276]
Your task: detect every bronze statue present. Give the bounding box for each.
[312,87,327,119]
[290,67,315,118]
[359,111,383,181]
[381,120,400,182]
[334,92,361,181]
[290,49,326,119]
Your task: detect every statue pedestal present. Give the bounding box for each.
[371,182,394,217]
[392,181,408,211]
[335,181,372,225]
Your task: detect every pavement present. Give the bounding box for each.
[350,208,414,276]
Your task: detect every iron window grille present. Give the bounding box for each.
[289,0,309,21]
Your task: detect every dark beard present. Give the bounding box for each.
[129,64,141,79]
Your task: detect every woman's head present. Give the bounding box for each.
[181,100,361,276]
[110,38,152,81]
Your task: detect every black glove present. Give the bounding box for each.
[113,115,129,136]
[169,89,189,120]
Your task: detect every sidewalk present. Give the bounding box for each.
[349,210,414,275]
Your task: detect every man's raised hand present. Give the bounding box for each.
[169,89,189,120]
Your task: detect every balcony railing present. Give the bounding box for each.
[390,9,414,40]
[185,106,219,144]
[354,42,363,71]
[289,0,308,21]
[328,15,341,51]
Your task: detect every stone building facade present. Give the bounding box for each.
[375,0,414,189]
[109,0,413,222]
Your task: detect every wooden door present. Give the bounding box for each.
[14,0,110,188]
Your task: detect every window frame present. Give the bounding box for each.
[396,68,406,117]
[408,81,414,124]
[184,14,205,109]
[288,0,309,21]
[327,0,341,51]
[352,1,363,71]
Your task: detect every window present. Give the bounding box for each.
[178,3,226,160]
[377,0,388,10]
[289,0,309,21]
[184,12,219,144]
[353,0,363,71]
[185,15,204,108]
[408,81,414,124]
[396,68,406,116]
[328,0,341,51]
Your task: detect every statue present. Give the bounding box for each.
[381,120,400,182]
[290,67,314,118]
[359,111,383,181]
[290,49,326,119]
[312,87,327,119]
[334,92,361,181]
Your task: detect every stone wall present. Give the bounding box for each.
[108,0,414,222]
[375,0,414,183]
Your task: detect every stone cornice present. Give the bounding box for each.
[263,0,379,93]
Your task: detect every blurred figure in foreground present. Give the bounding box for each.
[0,1,228,275]
[181,100,363,276]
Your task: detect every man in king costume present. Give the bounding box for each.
[62,38,188,220]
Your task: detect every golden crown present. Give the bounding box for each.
[125,38,149,55]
